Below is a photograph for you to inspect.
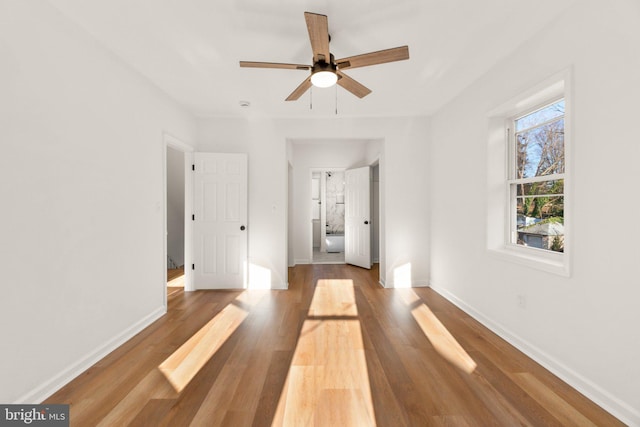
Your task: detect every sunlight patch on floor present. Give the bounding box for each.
[273,279,376,426]
[398,289,477,374]
[167,269,185,287]
[158,290,267,393]
[167,276,184,288]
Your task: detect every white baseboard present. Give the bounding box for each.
[411,279,430,287]
[271,281,288,290]
[429,281,639,427]
[14,306,166,405]
[294,259,310,265]
[384,279,430,288]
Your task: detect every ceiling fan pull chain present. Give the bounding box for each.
[310,86,313,110]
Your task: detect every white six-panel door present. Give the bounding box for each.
[345,166,371,269]
[193,153,247,289]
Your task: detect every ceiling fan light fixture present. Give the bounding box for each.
[311,70,337,88]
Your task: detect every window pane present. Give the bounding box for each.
[516,194,564,219]
[516,118,564,178]
[515,194,564,252]
[515,99,565,132]
[516,179,564,197]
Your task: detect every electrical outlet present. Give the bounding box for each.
[517,294,527,309]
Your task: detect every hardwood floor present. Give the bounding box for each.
[167,267,185,282]
[45,264,623,426]
[167,268,184,298]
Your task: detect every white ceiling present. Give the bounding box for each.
[48,0,576,119]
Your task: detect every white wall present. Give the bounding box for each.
[198,116,430,288]
[429,0,640,423]
[197,118,289,289]
[0,2,196,403]
[166,147,185,267]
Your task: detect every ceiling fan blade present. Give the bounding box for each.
[336,46,409,70]
[304,12,330,63]
[336,71,372,98]
[286,77,313,101]
[240,61,311,70]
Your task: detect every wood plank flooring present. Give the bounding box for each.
[44,264,623,426]
[167,268,185,282]
[167,268,184,298]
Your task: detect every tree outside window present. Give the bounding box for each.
[510,99,565,252]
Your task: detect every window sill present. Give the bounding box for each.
[488,245,569,277]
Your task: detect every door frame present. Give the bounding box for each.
[368,156,383,286]
[163,132,194,310]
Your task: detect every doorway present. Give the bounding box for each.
[289,138,384,281]
[166,145,185,297]
[312,170,346,264]
[309,165,380,267]
[163,133,193,305]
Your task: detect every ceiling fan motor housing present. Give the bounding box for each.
[313,53,337,73]
[310,53,339,87]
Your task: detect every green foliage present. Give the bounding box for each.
[551,235,564,252]
[522,198,531,216]
[531,196,548,218]
[537,216,563,225]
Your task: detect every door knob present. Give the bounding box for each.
[364,221,369,225]
[240,225,246,231]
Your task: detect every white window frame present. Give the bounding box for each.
[486,70,571,277]
[507,97,565,250]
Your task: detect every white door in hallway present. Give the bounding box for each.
[345,166,371,269]
[193,153,247,289]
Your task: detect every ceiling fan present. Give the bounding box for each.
[240,12,410,101]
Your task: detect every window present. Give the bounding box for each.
[509,99,565,253]
[486,71,570,276]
